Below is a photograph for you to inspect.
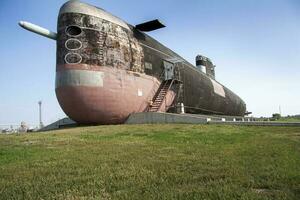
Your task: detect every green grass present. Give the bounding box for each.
[0,124,299,199]
[277,117,300,122]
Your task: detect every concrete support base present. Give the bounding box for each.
[126,112,300,126]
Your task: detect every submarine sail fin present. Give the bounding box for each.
[135,19,165,32]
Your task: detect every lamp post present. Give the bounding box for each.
[38,101,43,129]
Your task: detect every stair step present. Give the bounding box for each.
[148,80,174,112]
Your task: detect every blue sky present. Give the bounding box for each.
[0,0,299,126]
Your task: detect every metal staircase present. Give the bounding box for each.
[149,80,173,112]
[147,58,184,112]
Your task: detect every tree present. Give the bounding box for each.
[272,113,281,120]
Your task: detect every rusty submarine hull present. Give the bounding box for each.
[19,1,246,124]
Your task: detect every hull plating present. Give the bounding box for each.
[56,65,175,124]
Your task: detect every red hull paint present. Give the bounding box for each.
[157,91,177,112]
[56,65,175,124]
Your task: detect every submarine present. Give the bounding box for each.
[19,0,247,124]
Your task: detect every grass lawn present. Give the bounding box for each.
[277,118,300,123]
[0,124,299,199]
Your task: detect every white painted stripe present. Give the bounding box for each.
[56,70,104,88]
[60,1,130,30]
[210,78,225,97]
[65,38,83,50]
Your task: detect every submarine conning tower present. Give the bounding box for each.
[196,55,216,79]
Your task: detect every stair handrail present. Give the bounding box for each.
[141,82,160,112]
[148,80,170,112]
[142,67,166,112]
[145,79,166,112]
[153,81,166,101]
[163,79,175,112]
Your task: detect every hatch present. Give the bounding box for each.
[163,60,174,80]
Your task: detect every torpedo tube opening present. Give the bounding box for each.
[65,25,82,37]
